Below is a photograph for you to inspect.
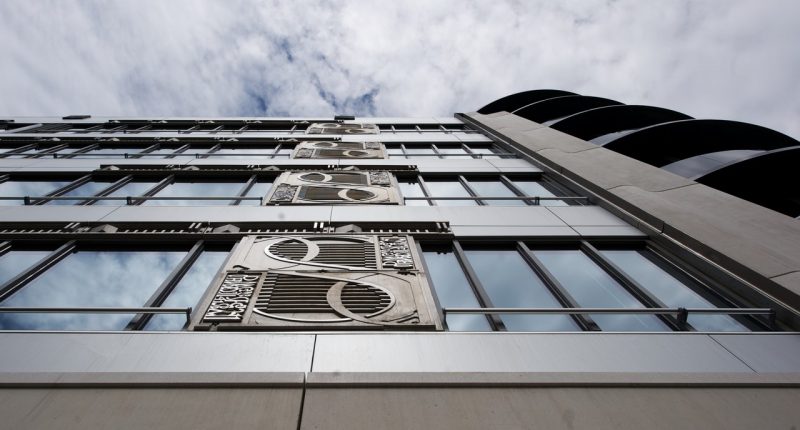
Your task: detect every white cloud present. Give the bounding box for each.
[0,0,798,138]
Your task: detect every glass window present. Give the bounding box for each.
[139,148,178,157]
[533,250,668,331]
[436,146,468,158]
[386,147,405,159]
[465,249,578,331]
[424,180,477,206]
[76,147,143,157]
[143,181,245,206]
[467,146,500,159]
[146,250,229,331]
[404,147,436,158]
[513,180,567,206]
[240,180,273,206]
[274,147,294,158]
[210,148,277,159]
[0,180,71,205]
[91,181,157,205]
[398,180,429,206]
[1,147,39,157]
[0,249,187,330]
[601,250,748,331]
[423,249,490,331]
[47,181,111,205]
[0,250,51,285]
[467,180,525,206]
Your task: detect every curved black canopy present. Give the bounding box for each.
[513,95,623,123]
[477,89,577,114]
[550,105,693,141]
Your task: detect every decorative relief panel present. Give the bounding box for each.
[265,171,400,204]
[306,123,380,135]
[194,235,440,330]
[291,141,386,159]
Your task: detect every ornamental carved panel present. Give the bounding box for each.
[306,123,380,135]
[193,235,441,331]
[265,171,401,204]
[292,141,386,159]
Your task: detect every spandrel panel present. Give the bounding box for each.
[0,250,186,330]
[0,250,51,285]
[0,181,71,205]
[146,250,230,331]
[467,180,526,206]
[601,250,748,331]
[465,250,578,331]
[143,181,245,206]
[422,250,490,331]
[533,250,668,332]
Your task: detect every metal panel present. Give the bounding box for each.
[98,205,333,223]
[0,205,119,222]
[436,206,567,226]
[0,333,315,372]
[451,226,578,237]
[547,206,632,226]
[312,333,754,373]
[711,334,800,372]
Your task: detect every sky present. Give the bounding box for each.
[0,0,798,139]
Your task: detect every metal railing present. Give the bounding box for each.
[0,307,193,324]
[443,307,775,329]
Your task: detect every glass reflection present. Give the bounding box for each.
[144,181,244,206]
[601,250,748,331]
[76,147,143,157]
[467,180,525,206]
[465,249,578,331]
[240,180,273,206]
[47,181,111,205]
[398,180,429,206]
[424,180,476,206]
[92,181,157,205]
[386,147,405,159]
[423,250,490,331]
[533,250,668,331]
[146,250,228,330]
[467,147,500,159]
[0,250,51,285]
[513,180,567,206]
[436,146,468,158]
[0,181,71,205]
[210,148,277,159]
[0,249,186,330]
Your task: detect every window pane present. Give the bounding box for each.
[0,181,71,205]
[465,249,579,331]
[47,181,111,205]
[144,181,244,206]
[467,180,525,206]
[1,147,39,157]
[0,250,51,285]
[423,250,490,331]
[240,180,273,206]
[424,180,476,206]
[404,147,435,159]
[601,250,748,332]
[210,148,276,159]
[513,180,567,206]
[436,146,468,158]
[398,180,429,206]
[386,147,405,159]
[274,148,294,158]
[533,250,668,331]
[146,250,229,331]
[139,148,177,157]
[468,146,500,159]
[92,181,157,205]
[76,147,143,157]
[0,249,186,330]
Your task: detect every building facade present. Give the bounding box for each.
[0,90,799,429]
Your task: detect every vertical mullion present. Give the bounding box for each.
[517,242,598,331]
[0,241,12,257]
[414,241,449,329]
[231,175,257,206]
[581,241,686,331]
[167,143,191,159]
[200,144,221,159]
[452,241,506,331]
[135,143,161,159]
[0,241,77,302]
[431,144,443,159]
[32,143,69,158]
[63,143,98,159]
[500,175,535,206]
[272,144,283,159]
[399,144,409,159]
[126,241,205,331]
[458,175,484,206]
[416,174,435,206]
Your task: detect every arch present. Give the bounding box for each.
[550,105,693,141]
[513,95,623,124]
[695,146,800,218]
[477,89,577,114]
[602,119,800,167]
